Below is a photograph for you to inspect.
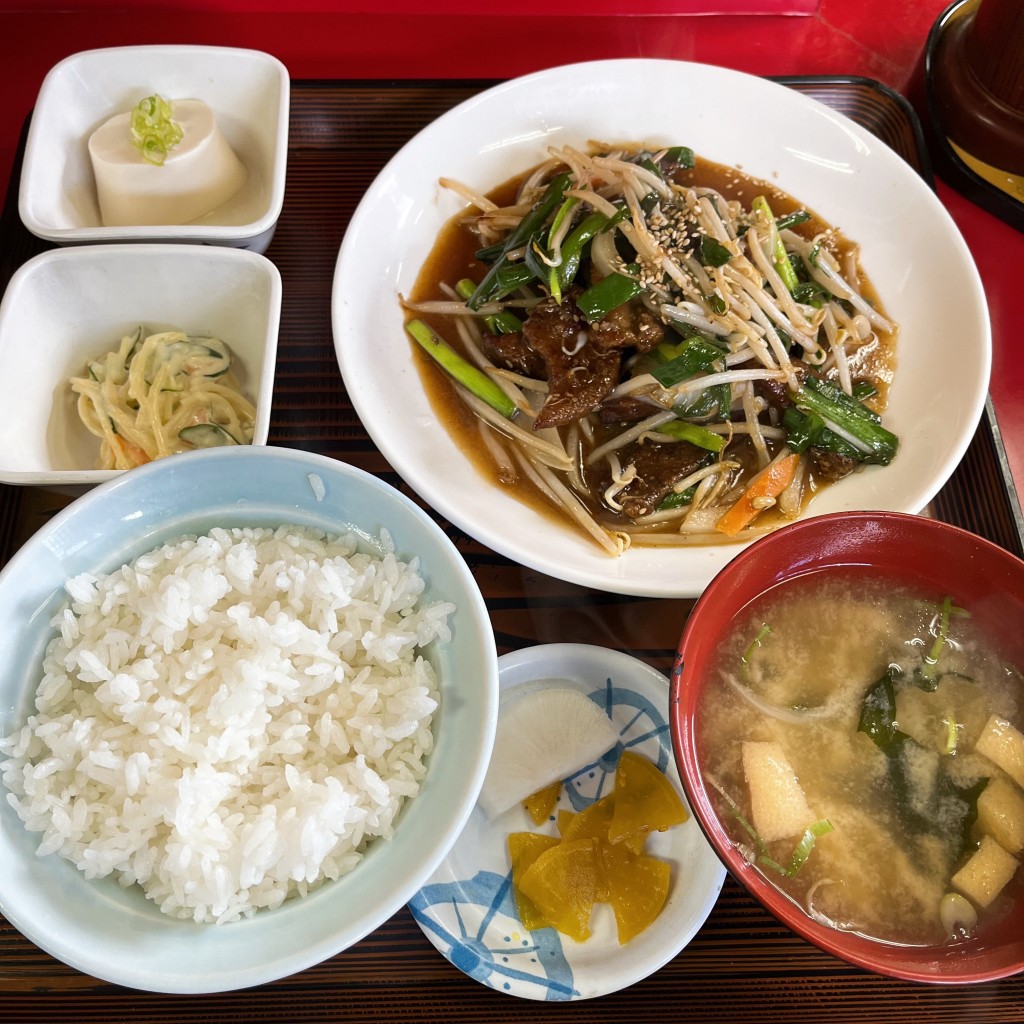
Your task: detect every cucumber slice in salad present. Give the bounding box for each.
[165,336,232,378]
[126,332,233,383]
[178,423,241,448]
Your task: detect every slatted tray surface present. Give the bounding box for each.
[1,78,1023,1023]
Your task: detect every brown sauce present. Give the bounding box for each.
[406,152,898,543]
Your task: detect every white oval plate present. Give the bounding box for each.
[408,643,726,1001]
[332,59,990,598]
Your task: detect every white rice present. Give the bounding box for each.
[0,525,453,924]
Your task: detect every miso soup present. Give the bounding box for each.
[700,572,1024,947]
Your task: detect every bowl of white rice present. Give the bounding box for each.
[0,446,498,993]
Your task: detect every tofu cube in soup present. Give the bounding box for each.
[742,740,814,842]
[952,835,1019,908]
[976,716,1024,789]
[977,778,1024,855]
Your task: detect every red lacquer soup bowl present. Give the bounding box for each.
[671,511,1024,984]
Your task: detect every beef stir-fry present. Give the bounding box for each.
[404,143,899,555]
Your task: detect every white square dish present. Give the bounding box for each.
[0,243,280,485]
[18,45,290,252]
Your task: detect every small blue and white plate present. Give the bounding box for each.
[409,643,727,1001]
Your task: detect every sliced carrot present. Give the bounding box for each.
[715,452,801,537]
[111,435,151,469]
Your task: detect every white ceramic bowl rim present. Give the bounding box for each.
[0,446,498,993]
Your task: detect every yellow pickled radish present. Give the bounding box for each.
[559,795,616,901]
[616,825,648,856]
[601,840,672,944]
[508,832,560,930]
[507,751,687,944]
[556,808,576,837]
[558,800,642,851]
[518,838,600,942]
[608,749,689,845]
[560,794,614,842]
[523,779,562,825]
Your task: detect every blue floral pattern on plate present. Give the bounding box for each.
[411,869,577,999]
[408,644,726,1001]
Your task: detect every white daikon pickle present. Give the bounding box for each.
[478,685,620,820]
[88,95,246,226]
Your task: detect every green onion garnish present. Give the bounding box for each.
[129,94,183,167]
[752,195,799,293]
[576,272,643,323]
[654,420,726,453]
[716,784,833,877]
[774,209,811,232]
[467,173,572,309]
[921,595,954,686]
[942,713,960,755]
[741,623,772,678]
[455,279,521,335]
[774,819,835,876]
[656,484,698,511]
[663,145,696,169]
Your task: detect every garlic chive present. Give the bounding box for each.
[405,319,517,420]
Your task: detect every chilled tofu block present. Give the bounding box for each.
[89,99,247,227]
[742,740,813,842]
[952,836,1019,908]
[977,778,1024,855]
[975,715,1024,789]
